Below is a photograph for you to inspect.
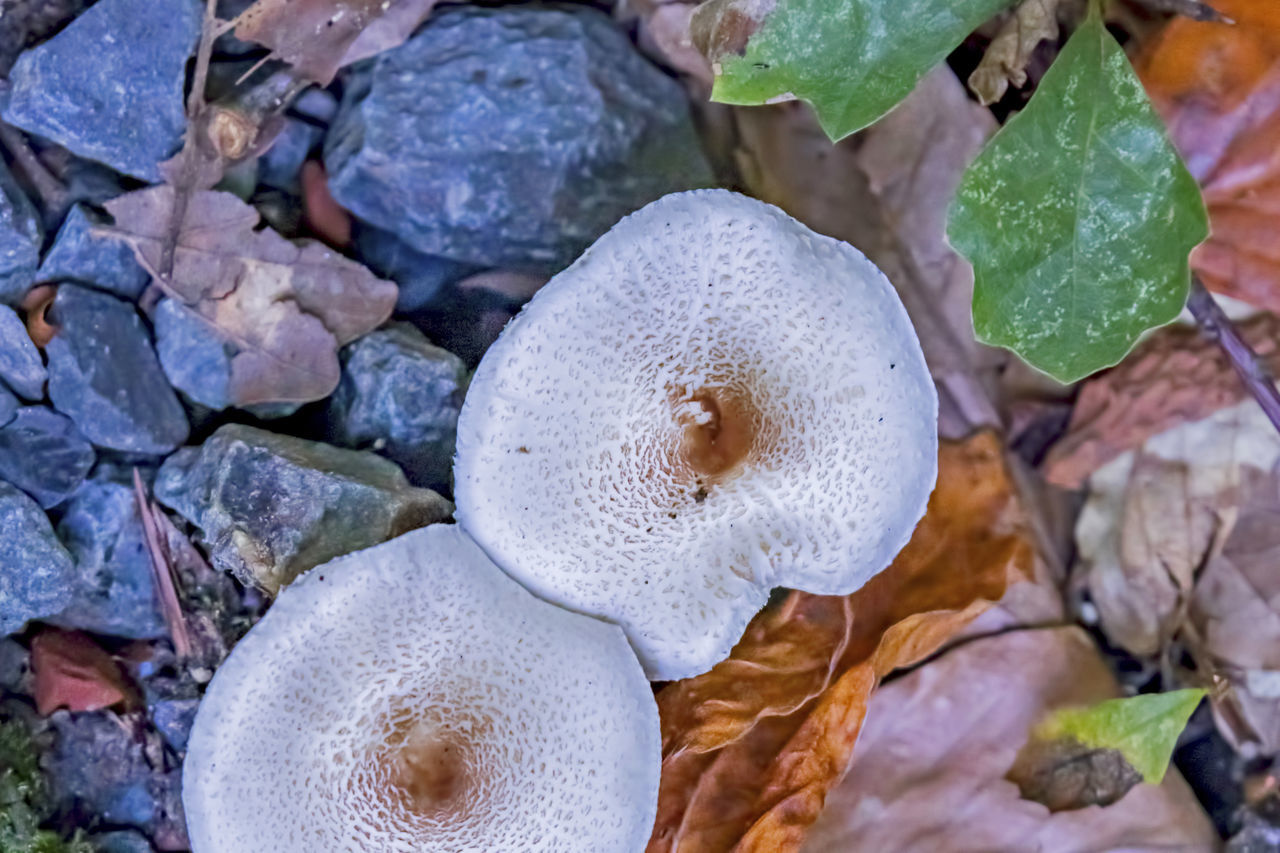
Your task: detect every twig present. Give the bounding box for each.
[132,468,193,658]
[0,122,69,215]
[1186,275,1280,434]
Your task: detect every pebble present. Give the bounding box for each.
[154,423,454,594]
[355,224,480,314]
[37,204,152,300]
[0,0,201,181]
[0,480,76,634]
[0,158,42,304]
[325,4,712,270]
[92,830,157,853]
[0,384,16,426]
[0,405,96,508]
[46,285,189,455]
[152,296,233,411]
[0,303,47,399]
[327,323,468,492]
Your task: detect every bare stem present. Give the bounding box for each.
[0,123,68,216]
[1186,275,1280,434]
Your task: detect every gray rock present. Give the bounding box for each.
[0,384,16,426]
[1,0,201,181]
[92,830,156,853]
[0,158,41,304]
[0,303,46,399]
[0,481,76,634]
[46,285,189,454]
[0,406,96,507]
[44,711,167,831]
[150,697,199,752]
[37,204,151,300]
[327,324,467,492]
[153,296,232,411]
[293,88,339,124]
[0,636,31,693]
[355,225,479,314]
[257,117,322,192]
[154,424,453,594]
[325,4,712,270]
[52,468,165,640]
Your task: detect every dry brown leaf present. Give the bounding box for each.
[1044,312,1280,488]
[19,283,57,348]
[1139,0,1280,312]
[234,0,437,86]
[968,0,1062,105]
[97,186,396,406]
[30,629,137,716]
[802,627,1217,852]
[649,431,1034,853]
[1007,739,1144,813]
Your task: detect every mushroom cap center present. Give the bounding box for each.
[389,725,472,814]
[673,386,761,482]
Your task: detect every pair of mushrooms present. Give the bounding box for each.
[183,191,938,852]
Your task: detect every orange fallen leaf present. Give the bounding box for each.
[30,629,136,715]
[1043,312,1280,488]
[19,283,58,348]
[648,431,1034,853]
[1139,0,1280,311]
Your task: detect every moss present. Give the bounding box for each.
[0,719,93,853]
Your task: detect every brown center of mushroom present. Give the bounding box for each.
[386,725,473,816]
[674,387,759,481]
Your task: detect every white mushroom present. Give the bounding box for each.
[454,190,938,680]
[182,524,659,852]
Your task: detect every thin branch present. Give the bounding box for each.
[0,122,69,216]
[133,468,192,658]
[1186,275,1280,434]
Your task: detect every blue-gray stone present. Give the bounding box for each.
[0,406,95,507]
[0,158,41,304]
[92,830,155,853]
[46,285,189,454]
[0,385,16,427]
[324,4,713,271]
[154,423,453,594]
[150,697,199,752]
[1,0,202,181]
[293,88,339,124]
[44,711,159,829]
[355,225,479,314]
[153,296,233,410]
[0,303,46,399]
[327,324,467,492]
[52,468,165,640]
[37,204,151,300]
[0,637,30,693]
[0,481,76,634]
[257,117,322,192]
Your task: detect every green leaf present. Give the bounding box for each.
[709,0,1011,140]
[948,14,1209,384]
[1037,689,1206,783]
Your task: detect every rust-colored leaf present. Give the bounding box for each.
[649,431,1034,852]
[301,159,353,249]
[96,186,397,406]
[234,0,437,86]
[30,629,136,715]
[1044,313,1280,488]
[19,283,58,348]
[1139,0,1280,312]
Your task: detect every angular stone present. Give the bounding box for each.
[46,285,189,454]
[327,324,467,492]
[0,406,96,507]
[153,296,233,410]
[0,636,30,693]
[37,204,152,300]
[0,158,41,304]
[355,224,479,314]
[0,303,46,399]
[257,117,322,192]
[154,424,453,594]
[92,830,156,853]
[1,0,201,181]
[325,4,712,270]
[0,481,76,634]
[44,711,162,830]
[150,697,199,752]
[0,384,16,426]
[52,467,165,640]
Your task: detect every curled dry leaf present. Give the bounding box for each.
[649,431,1033,853]
[1139,0,1280,312]
[968,0,1062,105]
[234,0,437,86]
[19,283,58,348]
[30,629,136,715]
[803,628,1217,852]
[1043,312,1280,488]
[97,186,396,406]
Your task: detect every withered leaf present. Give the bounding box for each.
[1139,0,1280,312]
[968,0,1062,105]
[30,629,136,715]
[234,0,437,86]
[98,186,396,406]
[1008,740,1144,812]
[649,431,1033,853]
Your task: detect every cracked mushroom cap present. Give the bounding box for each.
[454,190,938,680]
[182,524,658,853]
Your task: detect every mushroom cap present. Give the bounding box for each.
[454,190,938,680]
[182,524,659,853]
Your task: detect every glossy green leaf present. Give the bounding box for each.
[710,0,1011,140]
[948,14,1209,384]
[1037,689,1206,783]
